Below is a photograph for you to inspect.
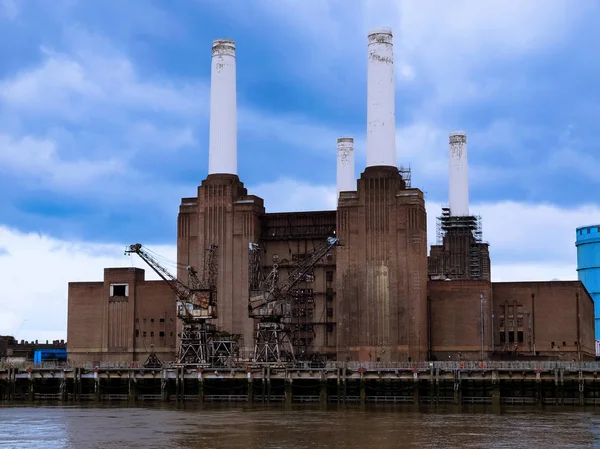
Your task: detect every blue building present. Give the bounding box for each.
[576,225,600,343]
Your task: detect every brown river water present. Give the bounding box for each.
[1,404,600,448]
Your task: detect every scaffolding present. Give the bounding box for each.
[433,207,488,280]
[399,165,411,188]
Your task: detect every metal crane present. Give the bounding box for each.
[248,237,340,364]
[125,243,239,366]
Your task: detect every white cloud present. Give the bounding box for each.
[1,189,597,342]
[0,134,122,188]
[426,200,600,280]
[250,178,337,212]
[0,38,205,120]
[0,225,175,342]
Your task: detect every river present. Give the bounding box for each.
[1,404,600,448]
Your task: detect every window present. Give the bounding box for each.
[563,341,566,346]
[150,331,154,337]
[159,318,165,323]
[135,329,139,337]
[500,332,505,343]
[170,331,173,337]
[151,318,154,323]
[159,331,165,337]
[326,288,334,301]
[518,331,523,343]
[327,323,334,333]
[326,271,333,282]
[143,331,147,337]
[509,332,514,343]
[110,284,128,297]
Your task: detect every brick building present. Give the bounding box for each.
[66,29,595,363]
[67,268,177,363]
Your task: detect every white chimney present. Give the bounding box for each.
[448,131,469,216]
[366,27,396,168]
[337,137,355,196]
[208,39,237,175]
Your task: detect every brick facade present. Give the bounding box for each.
[67,268,177,363]
[336,166,428,362]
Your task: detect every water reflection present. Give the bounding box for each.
[1,404,599,449]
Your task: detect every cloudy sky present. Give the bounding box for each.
[1,0,600,342]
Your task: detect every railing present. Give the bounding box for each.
[4,359,600,372]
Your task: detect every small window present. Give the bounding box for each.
[143,331,147,337]
[151,318,154,323]
[150,331,154,337]
[563,341,566,346]
[159,318,165,323]
[518,331,523,343]
[500,332,505,343]
[170,331,173,337]
[159,331,165,337]
[110,284,128,297]
[135,318,139,323]
[135,329,139,337]
[327,323,334,333]
[509,332,514,343]
[326,271,333,282]
[551,341,555,347]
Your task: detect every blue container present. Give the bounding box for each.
[33,348,67,364]
[576,224,600,340]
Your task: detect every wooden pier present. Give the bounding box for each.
[3,361,600,406]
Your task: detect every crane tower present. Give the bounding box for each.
[125,243,240,366]
[248,237,340,365]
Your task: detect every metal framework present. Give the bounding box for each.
[125,243,240,367]
[248,237,340,364]
[399,165,411,188]
[253,322,294,364]
[433,207,487,280]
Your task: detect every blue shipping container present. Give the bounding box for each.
[33,348,67,364]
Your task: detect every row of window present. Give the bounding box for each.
[499,331,524,343]
[135,330,173,338]
[577,227,600,235]
[135,318,171,324]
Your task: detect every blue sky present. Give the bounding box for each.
[1,0,600,341]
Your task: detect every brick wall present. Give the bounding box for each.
[492,281,595,360]
[428,280,493,361]
[67,268,177,363]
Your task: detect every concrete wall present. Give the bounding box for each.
[428,280,493,361]
[67,268,177,363]
[491,281,595,360]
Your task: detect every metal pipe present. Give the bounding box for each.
[480,292,484,360]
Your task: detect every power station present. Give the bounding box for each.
[65,28,596,366]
